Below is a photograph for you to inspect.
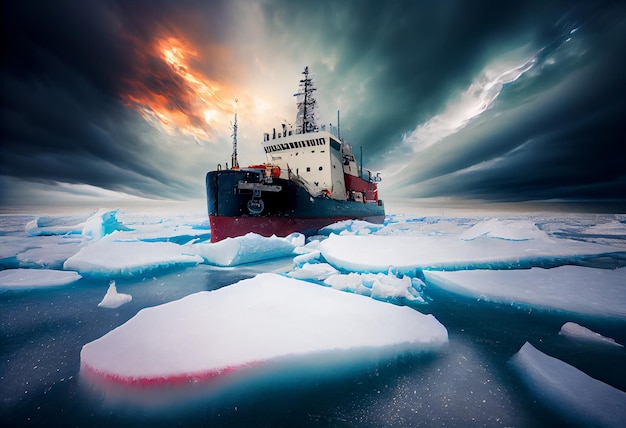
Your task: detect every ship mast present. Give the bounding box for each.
[231,98,239,169]
[295,66,317,134]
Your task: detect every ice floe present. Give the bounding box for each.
[98,280,132,309]
[324,271,426,304]
[288,262,339,280]
[81,273,447,392]
[63,232,203,277]
[25,209,129,239]
[0,268,81,289]
[509,342,626,427]
[424,266,626,320]
[192,233,302,266]
[319,232,625,273]
[559,322,623,348]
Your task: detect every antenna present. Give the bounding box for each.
[337,110,340,140]
[360,146,363,179]
[231,98,239,170]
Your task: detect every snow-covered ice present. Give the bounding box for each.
[98,280,132,309]
[319,232,624,273]
[288,262,339,280]
[0,268,81,289]
[2,207,626,424]
[424,267,626,320]
[81,273,447,387]
[63,232,203,277]
[509,342,626,427]
[192,233,301,266]
[25,209,130,239]
[324,271,426,304]
[559,322,624,348]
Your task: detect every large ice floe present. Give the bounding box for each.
[424,267,626,320]
[509,342,626,427]
[318,218,624,273]
[64,232,203,277]
[80,273,447,407]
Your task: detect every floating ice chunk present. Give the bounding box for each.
[324,271,426,304]
[288,262,339,280]
[509,342,626,427]
[425,267,626,320]
[318,219,385,236]
[82,209,131,241]
[459,218,546,241]
[293,250,321,267]
[284,232,305,247]
[63,232,203,277]
[0,268,81,289]
[81,273,447,391]
[192,233,296,267]
[25,218,83,236]
[98,280,132,309]
[24,211,129,238]
[16,237,83,269]
[559,322,623,348]
[319,234,624,273]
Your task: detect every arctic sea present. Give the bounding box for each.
[1,201,625,427]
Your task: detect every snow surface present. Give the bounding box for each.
[559,322,624,348]
[0,268,81,289]
[98,280,132,309]
[3,208,626,422]
[81,273,448,384]
[192,233,302,266]
[319,232,623,273]
[63,232,203,277]
[509,342,626,427]
[424,267,626,320]
[25,209,129,239]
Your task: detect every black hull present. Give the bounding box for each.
[206,170,384,241]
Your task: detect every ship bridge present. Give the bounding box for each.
[262,129,346,200]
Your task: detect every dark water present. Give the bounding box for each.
[2,260,625,427]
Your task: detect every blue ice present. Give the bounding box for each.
[509,342,626,427]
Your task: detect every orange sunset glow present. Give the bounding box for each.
[123,36,236,142]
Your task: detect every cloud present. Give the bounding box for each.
[1,0,625,208]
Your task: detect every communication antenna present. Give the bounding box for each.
[337,110,341,140]
[231,98,239,169]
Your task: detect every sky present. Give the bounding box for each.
[1,0,625,210]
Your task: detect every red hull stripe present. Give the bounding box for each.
[209,215,384,243]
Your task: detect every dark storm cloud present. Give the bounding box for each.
[1,0,625,208]
[1,0,230,204]
[386,3,626,206]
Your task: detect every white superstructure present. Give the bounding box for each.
[262,129,347,199]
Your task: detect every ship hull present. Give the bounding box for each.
[206,170,384,242]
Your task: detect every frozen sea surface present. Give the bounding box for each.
[1,205,625,427]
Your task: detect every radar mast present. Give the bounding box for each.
[294,66,318,134]
[231,98,239,169]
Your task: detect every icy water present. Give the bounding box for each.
[1,209,625,427]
